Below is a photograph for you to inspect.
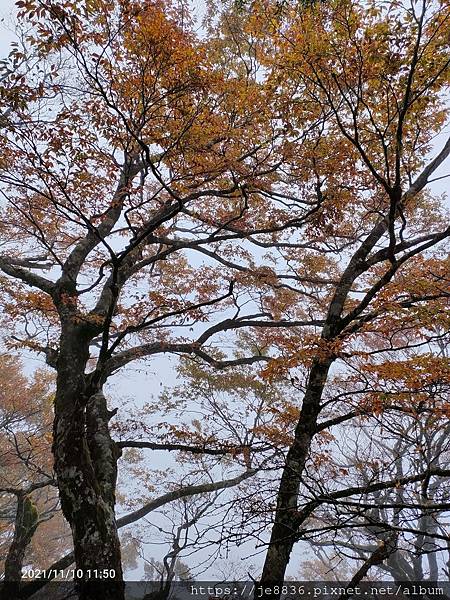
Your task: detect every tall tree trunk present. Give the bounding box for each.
[259,358,333,597]
[53,323,124,600]
[0,494,39,600]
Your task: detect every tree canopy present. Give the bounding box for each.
[0,0,449,599]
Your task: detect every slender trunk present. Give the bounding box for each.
[337,533,398,600]
[53,323,124,600]
[259,358,332,598]
[0,494,39,600]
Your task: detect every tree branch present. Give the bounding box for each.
[0,256,55,294]
[18,469,257,598]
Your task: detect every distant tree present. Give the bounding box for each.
[296,369,450,585]
[0,354,68,600]
[159,346,450,587]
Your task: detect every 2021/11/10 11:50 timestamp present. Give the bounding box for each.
[22,569,117,579]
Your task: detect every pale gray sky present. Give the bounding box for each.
[0,0,16,51]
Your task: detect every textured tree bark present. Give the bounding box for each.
[259,358,333,597]
[52,322,124,600]
[0,494,39,600]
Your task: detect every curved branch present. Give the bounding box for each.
[117,440,271,456]
[0,256,55,294]
[18,468,257,598]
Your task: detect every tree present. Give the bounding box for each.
[0,358,260,600]
[0,0,449,598]
[157,343,450,588]
[0,356,259,599]
[0,354,69,600]
[234,0,450,592]
[0,1,290,597]
[303,412,450,585]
